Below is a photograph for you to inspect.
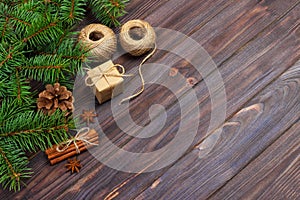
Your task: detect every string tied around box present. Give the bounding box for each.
[56,127,98,154]
[84,64,133,88]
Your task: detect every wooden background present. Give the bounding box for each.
[1,0,299,199]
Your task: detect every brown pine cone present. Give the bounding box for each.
[37,83,74,115]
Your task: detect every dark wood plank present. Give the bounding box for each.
[64,2,300,199]
[96,4,300,200]
[209,121,300,200]
[135,62,300,199]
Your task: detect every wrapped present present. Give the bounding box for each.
[85,60,125,104]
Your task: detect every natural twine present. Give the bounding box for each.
[84,64,133,88]
[79,24,117,62]
[120,44,156,104]
[119,19,157,104]
[56,127,98,154]
[119,19,156,56]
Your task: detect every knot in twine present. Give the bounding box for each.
[56,127,98,154]
[84,64,133,87]
[79,24,117,62]
[119,19,156,56]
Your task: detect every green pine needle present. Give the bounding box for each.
[0,0,129,191]
[88,0,129,26]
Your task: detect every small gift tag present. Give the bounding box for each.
[86,60,124,104]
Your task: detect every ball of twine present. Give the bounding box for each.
[119,19,156,56]
[79,24,117,62]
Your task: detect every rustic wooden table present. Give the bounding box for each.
[1,0,299,199]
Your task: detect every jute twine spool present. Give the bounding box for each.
[119,20,157,104]
[79,24,117,62]
[119,19,156,56]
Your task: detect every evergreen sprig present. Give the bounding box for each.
[0,141,32,191]
[0,110,74,152]
[88,0,130,26]
[0,0,129,191]
[60,0,87,26]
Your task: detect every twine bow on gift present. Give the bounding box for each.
[56,127,98,154]
[84,64,132,87]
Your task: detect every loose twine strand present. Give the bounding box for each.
[81,20,157,104]
[119,19,157,104]
[120,44,156,104]
[56,127,98,154]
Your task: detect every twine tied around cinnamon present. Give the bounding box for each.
[56,127,98,154]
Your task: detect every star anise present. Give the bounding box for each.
[65,158,82,173]
[80,110,98,125]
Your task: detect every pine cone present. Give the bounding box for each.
[37,83,74,115]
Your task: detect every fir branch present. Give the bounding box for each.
[22,15,63,48]
[0,71,33,105]
[0,44,27,75]
[88,0,129,26]
[0,77,9,98]
[0,110,74,151]
[8,70,32,104]
[0,49,13,68]
[18,55,70,83]
[0,99,33,127]
[44,0,62,7]
[1,17,9,37]
[3,124,69,137]
[38,52,86,63]
[7,14,31,26]
[0,147,19,181]
[36,33,87,77]
[0,0,130,191]
[22,21,58,43]
[0,141,31,191]
[60,0,87,25]
[16,70,22,101]
[21,0,41,12]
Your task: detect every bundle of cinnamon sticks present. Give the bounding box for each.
[45,129,99,165]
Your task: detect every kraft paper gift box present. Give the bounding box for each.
[86,60,124,104]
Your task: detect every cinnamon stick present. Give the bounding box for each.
[47,137,98,160]
[49,140,99,165]
[45,129,98,155]
[45,129,99,165]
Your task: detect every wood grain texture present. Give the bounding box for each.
[136,62,300,199]
[1,0,300,199]
[210,121,300,200]
[96,2,300,199]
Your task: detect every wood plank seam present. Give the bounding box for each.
[135,62,300,199]
[195,0,300,92]
[2,0,300,199]
[94,2,300,199]
[207,118,300,199]
[58,4,300,200]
